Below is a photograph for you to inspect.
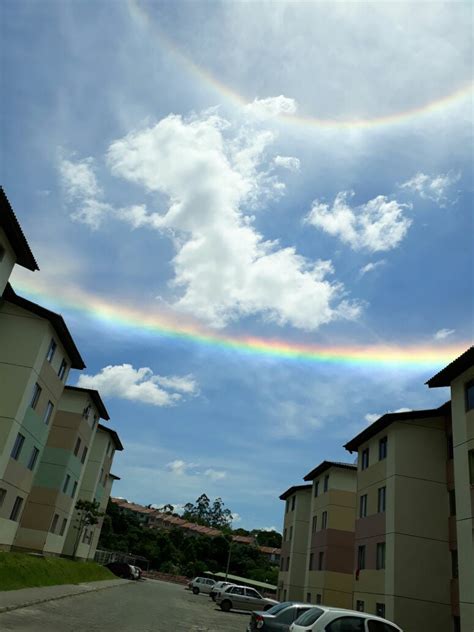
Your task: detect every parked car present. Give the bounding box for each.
[215,584,278,612]
[105,562,135,579]
[130,565,142,580]
[188,577,216,595]
[209,580,234,601]
[248,602,314,631]
[290,606,403,632]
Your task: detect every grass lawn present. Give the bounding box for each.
[0,552,114,591]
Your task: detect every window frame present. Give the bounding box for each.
[323,474,329,492]
[359,494,368,518]
[356,599,365,612]
[81,446,88,464]
[11,433,25,460]
[312,515,318,533]
[58,359,68,381]
[309,552,314,570]
[375,603,385,618]
[318,551,324,570]
[50,513,59,533]
[379,436,387,460]
[321,510,328,529]
[27,446,40,471]
[465,379,474,412]
[59,517,68,536]
[71,480,78,498]
[46,339,57,363]
[74,437,81,457]
[378,486,386,513]
[0,488,6,508]
[376,542,386,570]
[357,545,366,570]
[62,474,71,494]
[314,480,319,497]
[43,400,54,425]
[291,495,296,511]
[361,447,369,470]
[30,382,42,410]
[9,496,24,522]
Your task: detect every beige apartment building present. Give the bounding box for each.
[344,403,453,632]
[302,461,357,608]
[428,347,474,632]
[278,484,312,601]
[63,423,123,560]
[0,187,123,559]
[13,386,111,555]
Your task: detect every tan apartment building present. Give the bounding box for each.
[427,347,474,632]
[302,461,357,608]
[0,187,38,296]
[278,484,312,601]
[344,402,453,632]
[13,386,110,555]
[0,285,85,550]
[63,424,123,560]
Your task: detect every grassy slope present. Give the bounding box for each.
[0,552,114,591]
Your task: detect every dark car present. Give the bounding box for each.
[248,602,314,631]
[105,562,135,579]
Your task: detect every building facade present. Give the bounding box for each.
[303,461,357,608]
[278,484,312,601]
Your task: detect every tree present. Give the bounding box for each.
[182,494,232,529]
[72,499,103,558]
[209,497,233,529]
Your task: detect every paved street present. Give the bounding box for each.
[0,579,250,632]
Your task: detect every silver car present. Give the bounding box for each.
[216,584,279,612]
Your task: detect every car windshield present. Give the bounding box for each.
[294,607,325,625]
[266,602,293,615]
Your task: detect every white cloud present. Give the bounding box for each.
[243,95,298,119]
[358,260,386,277]
[434,328,455,341]
[364,407,412,424]
[260,526,278,532]
[274,155,300,171]
[76,364,198,407]
[400,172,460,206]
[71,199,113,230]
[204,469,227,481]
[305,191,412,252]
[231,512,242,523]
[59,156,102,200]
[272,400,324,438]
[101,110,360,330]
[166,460,199,475]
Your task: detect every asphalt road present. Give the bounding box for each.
[0,579,250,632]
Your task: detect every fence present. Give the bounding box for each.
[94,548,150,570]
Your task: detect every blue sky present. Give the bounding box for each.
[2,1,473,530]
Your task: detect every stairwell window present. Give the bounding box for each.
[50,513,59,533]
[11,433,25,460]
[361,448,369,470]
[62,474,71,494]
[378,487,386,513]
[81,446,88,464]
[321,511,328,529]
[59,518,67,536]
[379,436,387,460]
[312,515,318,533]
[289,526,293,541]
[376,603,385,618]
[58,359,68,381]
[0,488,6,508]
[318,552,324,570]
[46,339,57,363]
[9,496,23,521]
[451,550,458,578]
[286,557,290,571]
[316,594,322,604]
[30,382,42,409]
[465,380,474,411]
[71,481,78,498]
[449,489,457,516]
[376,542,386,569]
[468,450,474,485]
[359,494,368,518]
[309,553,313,570]
[323,475,329,492]
[357,545,366,570]
[43,401,54,425]
[291,495,296,510]
[314,480,319,497]
[74,437,81,457]
[27,447,40,471]
[356,600,364,612]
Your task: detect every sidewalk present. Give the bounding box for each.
[0,578,130,613]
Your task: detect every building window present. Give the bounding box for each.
[376,542,386,570]
[357,545,366,570]
[447,434,454,460]
[285,500,289,514]
[62,474,71,494]
[9,496,23,521]
[71,481,78,498]
[375,603,385,617]
[11,433,25,460]
[323,475,329,492]
[59,518,67,536]
[318,551,324,570]
[465,380,474,411]
[82,404,91,420]
[50,513,59,533]
[378,486,386,513]
[361,448,369,470]
[451,550,458,578]
[469,450,474,485]
[309,553,313,570]
[306,592,311,603]
[30,382,42,409]
[99,468,104,486]
[27,447,40,471]
[46,339,57,363]
[312,515,318,533]
[280,556,284,570]
[316,593,322,604]
[359,494,368,518]
[449,490,456,516]
[43,401,54,425]
[82,528,89,543]
[58,359,68,381]
[379,436,387,460]
[289,526,293,541]
[74,437,81,457]
[356,600,365,611]
[81,446,88,464]
[314,480,319,497]
[286,557,290,571]
[0,488,6,507]
[291,495,296,511]
[321,511,328,529]
[284,528,287,541]
[92,414,98,429]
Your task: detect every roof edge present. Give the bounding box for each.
[64,385,110,420]
[279,484,312,500]
[303,460,357,481]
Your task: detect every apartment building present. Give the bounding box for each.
[278,484,312,601]
[344,402,453,632]
[13,386,110,555]
[0,285,85,549]
[302,461,357,608]
[63,424,123,560]
[427,347,474,632]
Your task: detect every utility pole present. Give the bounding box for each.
[225,537,232,579]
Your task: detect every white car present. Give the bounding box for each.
[209,581,235,601]
[290,606,403,632]
[188,576,216,595]
[216,584,279,612]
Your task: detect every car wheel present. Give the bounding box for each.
[192,587,200,595]
[220,600,232,612]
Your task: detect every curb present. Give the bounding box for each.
[0,580,133,614]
